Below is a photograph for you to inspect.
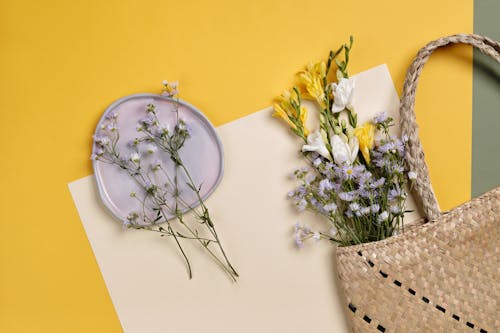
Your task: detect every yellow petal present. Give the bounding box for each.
[354,122,375,164]
[299,106,309,136]
[272,104,296,130]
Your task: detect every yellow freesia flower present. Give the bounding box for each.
[298,61,327,108]
[354,122,375,164]
[272,102,297,130]
[299,106,309,136]
[272,90,309,136]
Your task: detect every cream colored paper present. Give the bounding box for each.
[69,64,420,333]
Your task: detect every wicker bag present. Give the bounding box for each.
[336,34,500,333]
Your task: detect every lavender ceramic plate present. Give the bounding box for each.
[92,93,224,223]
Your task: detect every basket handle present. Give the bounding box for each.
[400,34,500,221]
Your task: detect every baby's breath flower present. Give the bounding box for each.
[130,152,140,163]
[145,143,157,154]
[107,123,118,132]
[105,111,118,120]
[93,134,110,146]
[127,211,139,222]
[151,160,162,171]
[408,171,417,180]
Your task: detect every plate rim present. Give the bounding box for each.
[91,92,225,224]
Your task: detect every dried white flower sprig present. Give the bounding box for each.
[92,82,238,280]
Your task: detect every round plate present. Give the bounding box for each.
[92,93,224,224]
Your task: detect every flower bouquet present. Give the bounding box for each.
[274,34,500,333]
[273,37,415,247]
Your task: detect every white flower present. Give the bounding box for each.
[378,211,389,223]
[145,143,157,154]
[312,232,321,242]
[408,171,417,180]
[330,77,355,113]
[330,134,359,165]
[130,152,140,163]
[302,130,331,160]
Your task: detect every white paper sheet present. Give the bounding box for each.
[69,64,420,333]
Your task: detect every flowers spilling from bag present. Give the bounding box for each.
[273,37,416,247]
[91,81,238,280]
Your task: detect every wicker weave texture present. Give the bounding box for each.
[337,188,499,332]
[336,34,500,333]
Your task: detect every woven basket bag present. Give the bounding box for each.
[336,34,500,333]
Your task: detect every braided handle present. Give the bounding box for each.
[400,34,500,221]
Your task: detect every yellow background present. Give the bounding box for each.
[0,0,472,331]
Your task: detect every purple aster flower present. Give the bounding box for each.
[294,232,304,248]
[373,112,388,124]
[305,173,316,185]
[297,199,307,212]
[358,171,372,184]
[388,188,406,201]
[377,211,389,223]
[374,158,389,168]
[349,202,360,211]
[323,202,337,213]
[339,191,356,202]
[390,204,402,214]
[319,178,333,195]
[369,177,386,189]
[295,185,307,196]
[393,165,404,174]
[370,204,380,213]
[357,187,371,198]
[360,206,371,216]
[378,141,396,153]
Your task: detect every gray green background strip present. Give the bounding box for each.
[472,0,500,196]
